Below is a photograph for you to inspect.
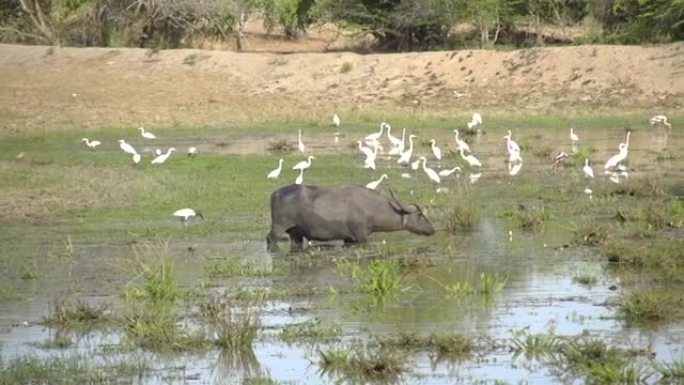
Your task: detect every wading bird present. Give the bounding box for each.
[583,158,594,178]
[453,129,470,153]
[460,148,482,168]
[293,155,315,171]
[604,143,628,171]
[411,158,420,171]
[132,153,141,164]
[467,112,483,130]
[298,129,305,153]
[386,124,403,149]
[363,145,379,170]
[151,148,176,164]
[267,158,284,179]
[118,139,138,155]
[357,141,374,159]
[81,138,101,150]
[438,166,461,177]
[295,168,305,185]
[173,208,203,223]
[429,139,442,161]
[187,147,198,158]
[570,127,579,144]
[138,126,156,139]
[154,149,162,156]
[504,130,520,155]
[332,113,341,128]
[334,132,340,144]
[397,135,416,165]
[365,122,386,143]
[552,151,569,171]
[420,157,441,184]
[365,174,388,190]
[649,114,671,130]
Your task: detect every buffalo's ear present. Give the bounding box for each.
[388,189,414,214]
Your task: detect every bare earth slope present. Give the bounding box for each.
[0,43,682,132]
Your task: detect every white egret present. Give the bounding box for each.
[154,149,163,156]
[81,138,101,150]
[508,161,523,176]
[295,168,304,185]
[453,129,470,153]
[584,187,593,195]
[334,132,340,144]
[504,130,520,155]
[397,134,416,165]
[138,126,156,139]
[363,145,379,170]
[583,158,594,178]
[429,139,442,161]
[439,166,461,177]
[298,129,305,153]
[365,174,388,190]
[410,159,420,170]
[570,127,579,143]
[132,153,141,164]
[151,148,176,164]
[364,122,386,143]
[387,124,403,148]
[292,155,315,170]
[467,112,483,129]
[460,147,482,167]
[173,208,203,222]
[357,141,375,159]
[332,113,341,128]
[420,156,441,184]
[388,127,406,156]
[508,150,523,164]
[187,147,198,158]
[267,158,284,179]
[649,114,671,129]
[604,143,628,170]
[469,173,482,184]
[118,139,138,155]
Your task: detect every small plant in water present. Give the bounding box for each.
[510,327,563,360]
[205,258,272,278]
[477,272,507,294]
[444,182,480,232]
[337,259,409,298]
[280,318,342,343]
[618,290,680,326]
[380,332,474,361]
[267,139,294,155]
[318,344,407,383]
[42,297,109,328]
[200,295,261,350]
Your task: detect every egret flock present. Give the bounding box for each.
[83,112,672,222]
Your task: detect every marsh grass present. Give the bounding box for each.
[199,295,261,350]
[654,354,684,380]
[611,176,665,197]
[572,270,600,286]
[318,345,407,383]
[121,243,185,303]
[510,328,564,360]
[513,201,549,231]
[572,218,611,246]
[337,259,410,298]
[602,238,684,268]
[0,355,150,385]
[280,318,342,343]
[380,333,473,360]
[558,338,642,384]
[206,257,272,278]
[42,297,109,329]
[266,139,294,155]
[37,335,73,349]
[618,290,683,326]
[562,147,594,168]
[477,272,507,294]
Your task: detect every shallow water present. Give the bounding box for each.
[1,124,683,384]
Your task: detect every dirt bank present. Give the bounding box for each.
[0,42,682,132]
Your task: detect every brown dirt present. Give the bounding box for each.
[0,38,682,133]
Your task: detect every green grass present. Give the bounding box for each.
[337,259,410,298]
[205,257,273,278]
[380,332,473,360]
[618,290,683,326]
[318,345,408,383]
[41,297,109,329]
[199,295,261,350]
[280,318,342,343]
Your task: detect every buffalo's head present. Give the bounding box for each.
[389,190,435,236]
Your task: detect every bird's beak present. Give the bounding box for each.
[198,213,204,221]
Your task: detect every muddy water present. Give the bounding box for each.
[1,125,683,384]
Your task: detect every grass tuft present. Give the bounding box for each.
[42,297,109,328]
[205,258,272,278]
[618,290,683,326]
[199,295,261,350]
[318,345,407,383]
[380,332,473,360]
[280,318,342,343]
[337,259,409,298]
[266,139,294,155]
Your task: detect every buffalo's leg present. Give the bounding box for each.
[267,225,289,252]
[348,223,369,244]
[286,227,305,250]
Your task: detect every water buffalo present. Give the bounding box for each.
[266,184,435,251]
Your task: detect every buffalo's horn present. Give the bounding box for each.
[388,189,415,214]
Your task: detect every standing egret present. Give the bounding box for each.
[297,129,305,153]
[397,135,417,165]
[267,158,284,179]
[365,122,386,143]
[187,147,198,158]
[332,113,341,128]
[439,166,461,177]
[138,126,157,139]
[509,161,523,176]
[155,149,163,156]
[570,127,579,143]
[604,143,628,170]
[649,114,671,130]
[292,155,315,170]
[469,173,482,184]
[453,129,470,153]
[420,157,441,184]
[151,147,176,164]
[365,174,388,190]
[388,127,406,156]
[504,130,520,155]
[118,139,138,155]
[467,112,483,129]
[132,153,141,164]
[357,141,375,159]
[386,124,402,148]
[81,138,101,150]
[460,148,482,167]
[294,168,305,185]
[363,145,379,170]
[583,158,594,178]
[173,208,203,223]
[429,139,442,161]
